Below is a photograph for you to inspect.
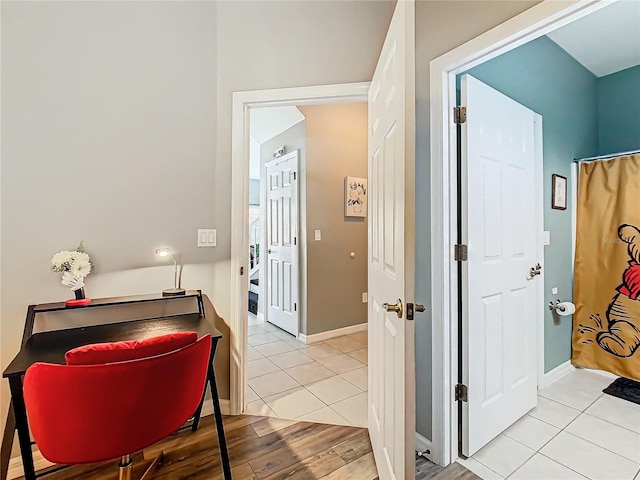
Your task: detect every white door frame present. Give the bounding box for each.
[429,0,613,466]
[230,83,369,415]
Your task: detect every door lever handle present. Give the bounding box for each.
[382,299,403,319]
[529,263,542,278]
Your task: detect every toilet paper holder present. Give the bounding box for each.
[548,299,567,312]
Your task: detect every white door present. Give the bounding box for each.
[265,151,299,336]
[368,1,415,478]
[460,74,541,456]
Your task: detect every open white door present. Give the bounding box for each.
[368,1,415,479]
[265,151,299,336]
[460,75,541,456]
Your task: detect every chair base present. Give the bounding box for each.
[118,451,165,480]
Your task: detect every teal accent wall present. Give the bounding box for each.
[460,36,599,373]
[598,65,640,155]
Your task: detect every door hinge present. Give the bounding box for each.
[294,237,297,246]
[454,244,468,262]
[455,384,468,402]
[454,106,467,124]
[293,171,297,180]
[240,266,244,276]
[294,303,297,312]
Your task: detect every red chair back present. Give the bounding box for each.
[24,334,211,465]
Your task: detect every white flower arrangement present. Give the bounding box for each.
[51,242,92,291]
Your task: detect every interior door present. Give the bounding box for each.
[265,151,299,336]
[460,74,540,456]
[368,1,415,478]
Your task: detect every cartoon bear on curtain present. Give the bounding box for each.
[590,224,640,358]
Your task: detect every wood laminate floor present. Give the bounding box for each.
[20,415,478,480]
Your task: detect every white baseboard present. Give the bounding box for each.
[257,312,264,322]
[415,432,434,462]
[7,399,233,479]
[539,360,575,390]
[298,323,367,344]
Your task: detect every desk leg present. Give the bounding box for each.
[8,376,35,480]
[1,401,17,480]
[208,365,231,480]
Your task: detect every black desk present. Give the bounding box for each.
[2,291,231,480]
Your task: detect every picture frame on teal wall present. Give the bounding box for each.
[552,174,567,210]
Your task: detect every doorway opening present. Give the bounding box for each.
[230,84,371,425]
[431,0,638,470]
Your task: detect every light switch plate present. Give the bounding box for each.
[543,231,551,246]
[552,287,558,295]
[314,230,322,241]
[198,229,216,247]
[362,292,368,303]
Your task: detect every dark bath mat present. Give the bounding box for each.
[603,377,640,405]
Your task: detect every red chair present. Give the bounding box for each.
[23,332,211,480]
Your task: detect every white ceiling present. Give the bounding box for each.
[249,106,305,179]
[547,0,640,77]
[250,106,305,144]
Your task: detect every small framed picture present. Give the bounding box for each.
[552,174,567,210]
[344,176,367,217]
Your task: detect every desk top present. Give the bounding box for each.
[32,290,204,313]
[3,294,222,378]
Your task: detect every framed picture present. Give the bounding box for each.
[552,174,567,210]
[344,176,367,217]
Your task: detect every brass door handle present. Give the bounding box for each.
[382,299,403,318]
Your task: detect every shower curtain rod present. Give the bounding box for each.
[574,149,640,163]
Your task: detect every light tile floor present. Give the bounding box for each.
[244,313,368,427]
[458,369,640,480]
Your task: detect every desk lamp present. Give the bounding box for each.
[155,248,186,296]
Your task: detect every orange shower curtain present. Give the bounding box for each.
[572,154,640,380]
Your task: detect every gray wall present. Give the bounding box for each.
[464,36,599,372]
[413,0,541,441]
[0,0,395,452]
[299,103,368,336]
[1,0,230,436]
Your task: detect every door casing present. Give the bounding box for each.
[230,83,369,415]
[429,0,617,467]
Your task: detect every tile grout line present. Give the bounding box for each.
[534,451,593,480]
[508,409,640,472]
[247,319,368,429]
[558,429,640,466]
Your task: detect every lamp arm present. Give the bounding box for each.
[171,254,178,289]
